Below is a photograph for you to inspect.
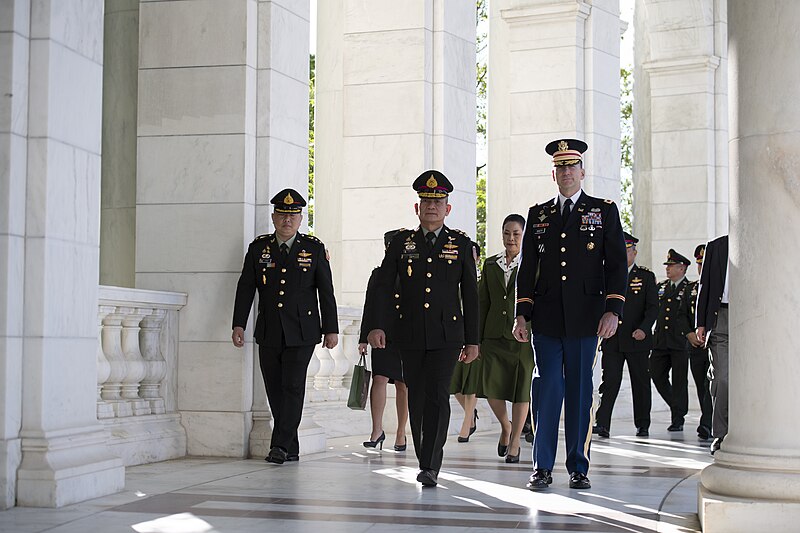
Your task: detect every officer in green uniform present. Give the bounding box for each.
[684,244,713,440]
[232,189,339,464]
[651,249,692,432]
[367,170,479,487]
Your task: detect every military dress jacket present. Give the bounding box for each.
[653,278,692,351]
[515,192,628,338]
[602,264,658,353]
[373,225,480,351]
[232,232,338,348]
[479,254,519,341]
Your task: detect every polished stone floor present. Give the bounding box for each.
[0,411,712,533]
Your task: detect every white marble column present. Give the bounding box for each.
[487,0,622,255]
[14,0,125,507]
[0,0,29,511]
[315,0,476,307]
[99,0,139,287]
[636,0,727,268]
[698,1,800,530]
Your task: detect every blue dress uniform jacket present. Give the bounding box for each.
[232,232,338,347]
[374,226,479,349]
[516,192,628,333]
[602,265,658,353]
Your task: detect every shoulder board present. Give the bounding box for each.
[604,198,614,204]
[300,233,323,245]
[638,265,651,272]
[254,233,270,241]
[448,228,472,239]
[657,280,669,287]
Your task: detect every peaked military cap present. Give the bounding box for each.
[694,244,706,264]
[623,231,639,248]
[413,170,453,199]
[545,138,588,166]
[270,188,306,214]
[663,248,691,266]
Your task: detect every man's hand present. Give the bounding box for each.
[631,328,646,341]
[512,316,529,342]
[687,331,703,348]
[232,327,245,347]
[358,342,368,356]
[367,329,386,349]
[323,333,338,349]
[597,312,619,339]
[696,326,707,345]
[459,344,479,363]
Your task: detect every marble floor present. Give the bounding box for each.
[0,412,712,533]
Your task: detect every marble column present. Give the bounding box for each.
[636,0,727,269]
[698,2,800,530]
[12,0,125,507]
[99,0,139,287]
[315,0,476,307]
[487,0,622,256]
[0,0,29,511]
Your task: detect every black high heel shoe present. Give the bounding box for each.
[469,409,478,436]
[394,437,407,452]
[498,437,509,457]
[505,448,520,463]
[363,431,386,450]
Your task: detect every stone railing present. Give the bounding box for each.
[97,286,187,466]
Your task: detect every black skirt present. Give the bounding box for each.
[370,344,404,383]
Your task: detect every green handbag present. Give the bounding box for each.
[347,353,371,410]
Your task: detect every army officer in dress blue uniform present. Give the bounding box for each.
[593,232,658,438]
[368,170,480,487]
[232,189,339,465]
[513,139,627,491]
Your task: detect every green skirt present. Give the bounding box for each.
[480,337,535,403]
[450,355,483,396]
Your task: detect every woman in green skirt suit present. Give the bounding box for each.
[480,214,534,463]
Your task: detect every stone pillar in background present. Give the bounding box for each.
[135,0,260,457]
[315,0,476,307]
[13,0,125,507]
[487,0,622,257]
[99,0,139,287]
[637,0,727,270]
[0,0,29,510]
[699,1,800,530]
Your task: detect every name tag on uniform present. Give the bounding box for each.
[533,223,549,235]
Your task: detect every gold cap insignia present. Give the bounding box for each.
[284,192,294,205]
[558,140,569,152]
[426,175,438,188]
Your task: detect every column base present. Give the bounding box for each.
[16,426,124,508]
[699,483,800,532]
[1,438,22,510]
[102,413,186,466]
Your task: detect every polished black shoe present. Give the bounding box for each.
[498,440,509,457]
[710,437,724,455]
[505,450,520,464]
[363,431,386,449]
[526,469,553,491]
[286,454,299,462]
[593,425,610,438]
[457,435,470,443]
[266,447,288,464]
[524,431,534,443]
[698,425,712,440]
[394,437,407,452]
[636,427,649,437]
[469,408,479,436]
[569,472,591,489]
[416,468,438,487]
[667,423,684,432]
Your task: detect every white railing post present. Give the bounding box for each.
[139,309,167,415]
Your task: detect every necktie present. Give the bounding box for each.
[562,198,573,219]
[280,243,289,259]
[426,232,436,250]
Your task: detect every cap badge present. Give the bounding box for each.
[426,175,438,188]
[284,192,295,205]
[558,140,569,152]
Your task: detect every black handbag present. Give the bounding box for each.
[347,353,371,410]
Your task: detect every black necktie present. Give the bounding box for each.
[280,243,289,259]
[426,232,436,250]
[562,199,573,227]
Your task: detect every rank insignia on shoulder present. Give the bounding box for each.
[255,234,269,241]
[604,199,614,204]
[303,234,322,244]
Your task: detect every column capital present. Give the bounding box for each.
[500,0,590,25]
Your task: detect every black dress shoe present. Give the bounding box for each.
[286,454,299,462]
[498,441,508,457]
[394,438,407,452]
[266,447,287,464]
[698,425,712,440]
[711,437,724,455]
[527,469,552,491]
[636,427,649,437]
[469,408,478,436]
[457,435,470,443]
[593,425,610,438]
[569,472,591,489]
[667,423,684,432]
[416,468,438,487]
[505,450,520,463]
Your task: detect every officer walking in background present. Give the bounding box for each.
[232,189,339,465]
[684,244,713,441]
[368,170,479,487]
[651,249,692,432]
[594,232,658,438]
